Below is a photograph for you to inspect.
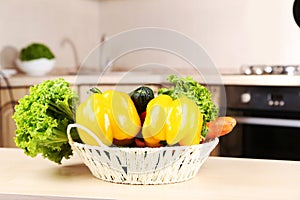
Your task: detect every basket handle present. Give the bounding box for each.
[67,123,110,148]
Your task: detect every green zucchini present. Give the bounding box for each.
[129,86,155,113]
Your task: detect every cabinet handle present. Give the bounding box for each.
[235,116,300,128]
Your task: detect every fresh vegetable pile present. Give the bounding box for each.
[13,75,236,164]
[76,74,236,148]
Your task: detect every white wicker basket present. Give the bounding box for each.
[67,123,219,185]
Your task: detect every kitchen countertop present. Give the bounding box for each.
[0,148,299,200]
[1,72,300,87]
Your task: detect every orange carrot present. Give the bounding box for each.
[205,116,237,140]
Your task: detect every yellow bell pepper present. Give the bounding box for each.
[75,93,112,146]
[102,90,141,140]
[166,97,203,146]
[142,95,173,147]
[142,95,203,146]
[76,90,141,146]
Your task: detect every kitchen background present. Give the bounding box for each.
[1,0,300,160]
[1,0,300,74]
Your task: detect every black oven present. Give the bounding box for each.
[219,85,300,161]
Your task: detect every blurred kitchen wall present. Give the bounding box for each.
[0,0,102,71]
[97,0,300,74]
[1,0,300,74]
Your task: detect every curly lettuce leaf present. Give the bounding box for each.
[13,78,80,164]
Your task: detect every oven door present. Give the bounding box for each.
[219,110,300,161]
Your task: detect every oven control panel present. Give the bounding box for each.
[241,92,251,103]
[268,94,285,107]
[226,86,300,112]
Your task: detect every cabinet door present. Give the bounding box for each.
[0,88,29,147]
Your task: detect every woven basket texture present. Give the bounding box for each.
[67,124,219,185]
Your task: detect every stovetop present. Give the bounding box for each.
[241,65,299,75]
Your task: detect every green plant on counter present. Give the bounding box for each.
[20,43,55,61]
[12,78,81,164]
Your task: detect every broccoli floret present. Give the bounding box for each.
[20,43,55,61]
